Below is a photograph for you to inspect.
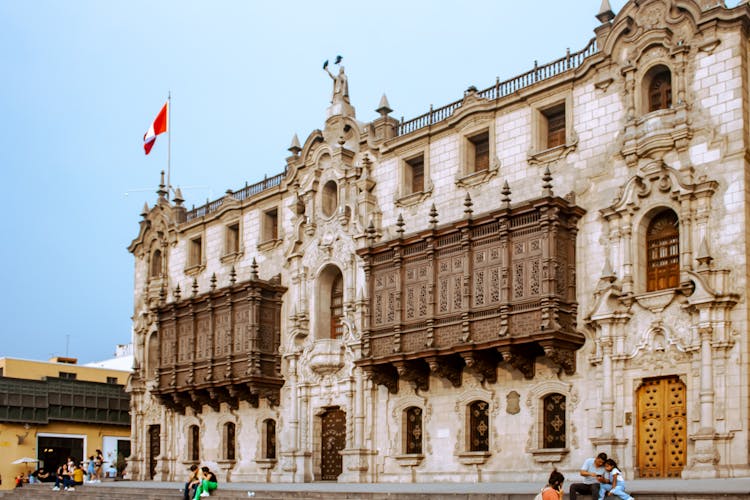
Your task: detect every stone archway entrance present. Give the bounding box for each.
[636,376,686,478]
[320,407,346,480]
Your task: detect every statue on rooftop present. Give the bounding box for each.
[323,56,349,104]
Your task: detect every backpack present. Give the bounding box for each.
[533,489,544,500]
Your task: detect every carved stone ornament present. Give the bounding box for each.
[506,390,521,415]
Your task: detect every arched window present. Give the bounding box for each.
[404,406,423,454]
[263,419,276,459]
[648,68,672,112]
[543,393,566,448]
[322,180,338,217]
[224,422,236,461]
[188,425,200,461]
[468,400,490,452]
[150,249,162,278]
[330,273,344,339]
[647,210,679,291]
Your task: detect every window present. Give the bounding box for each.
[405,155,425,194]
[468,400,490,452]
[648,68,672,112]
[468,131,490,173]
[404,406,423,454]
[59,371,77,380]
[226,222,240,255]
[262,209,278,243]
[322,180,338,217]
[543,104,566,149]
[150,249,162,278]
[188,425,200,461]
[188,237,202,268]
[647,210,679,291]
[542,393,566,448]
[106,377,118,384]
[263,419,276,459]
[330,273,344,339]
[224,422,236,461]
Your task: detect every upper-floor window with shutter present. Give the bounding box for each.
[543,104,566,149]
[648,68,672,112]
[646,210,679,291]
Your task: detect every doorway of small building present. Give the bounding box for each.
[636,375,687,478]
[148,425,160,480]
[38,434,85,471]
[318,407,346,480]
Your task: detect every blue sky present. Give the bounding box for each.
[0,0,634,363]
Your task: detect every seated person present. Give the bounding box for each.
[72,464,85,486]
[194,466,218,499]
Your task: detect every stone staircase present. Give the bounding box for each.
[1,481,749,500]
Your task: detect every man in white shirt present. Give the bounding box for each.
[569,452,608,500]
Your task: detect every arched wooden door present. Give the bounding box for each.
[320,408,346,480]
[636,376,686,478]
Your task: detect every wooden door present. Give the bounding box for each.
[148,424,160,480]
[321,408,346,480]
[636,376,686,478]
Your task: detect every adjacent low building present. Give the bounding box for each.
[128,0,750,483]
[0,354,132,490]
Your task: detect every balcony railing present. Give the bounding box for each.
[397,38,598,136]
[185,169,287,222]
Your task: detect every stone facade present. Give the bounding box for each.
[127,0,750,483]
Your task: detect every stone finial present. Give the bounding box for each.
[396,213,405,237]
[366,219,376,245]
[210,273,217,292]
[229,265,237,286]
[289,133,302,155]
[141,202,150,218]
[250,258,259,280]
[429,203,439,228]
[173,188,184,206]
[191,277,198,297]
[173,284,181,301]
[542,166,554,197]
[157,170,168,199]
[696,236,714,269]
[502,180,512,209]
[596,0,615,23]
[376,94,393,117]
[464,193,473,219]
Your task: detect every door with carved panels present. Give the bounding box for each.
[320,408,346,480]
[148,424,160,480]
[636,376,686,478]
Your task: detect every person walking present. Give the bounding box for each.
[570,452,608,500]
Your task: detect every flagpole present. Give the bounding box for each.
[167,90,172,200]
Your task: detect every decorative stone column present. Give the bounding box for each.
[339,370,376,482]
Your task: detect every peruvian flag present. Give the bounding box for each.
[143,102,168,155]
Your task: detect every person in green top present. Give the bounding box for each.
[194,466,218,499]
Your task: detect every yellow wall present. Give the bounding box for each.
[0,357,131,490]
[0,358,129,385]
[0,421,130,491]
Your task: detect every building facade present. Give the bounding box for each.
[127,0,750,483]
[0,356,131,490]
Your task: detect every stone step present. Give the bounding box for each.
[1,482,748,500]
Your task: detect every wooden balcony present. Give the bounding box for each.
[152,276,286,412]
[357,196,585,392]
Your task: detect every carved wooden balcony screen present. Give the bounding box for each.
[358,196,585,386]
[153,277,286,412]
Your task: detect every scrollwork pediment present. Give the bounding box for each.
[601,161,717,218]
